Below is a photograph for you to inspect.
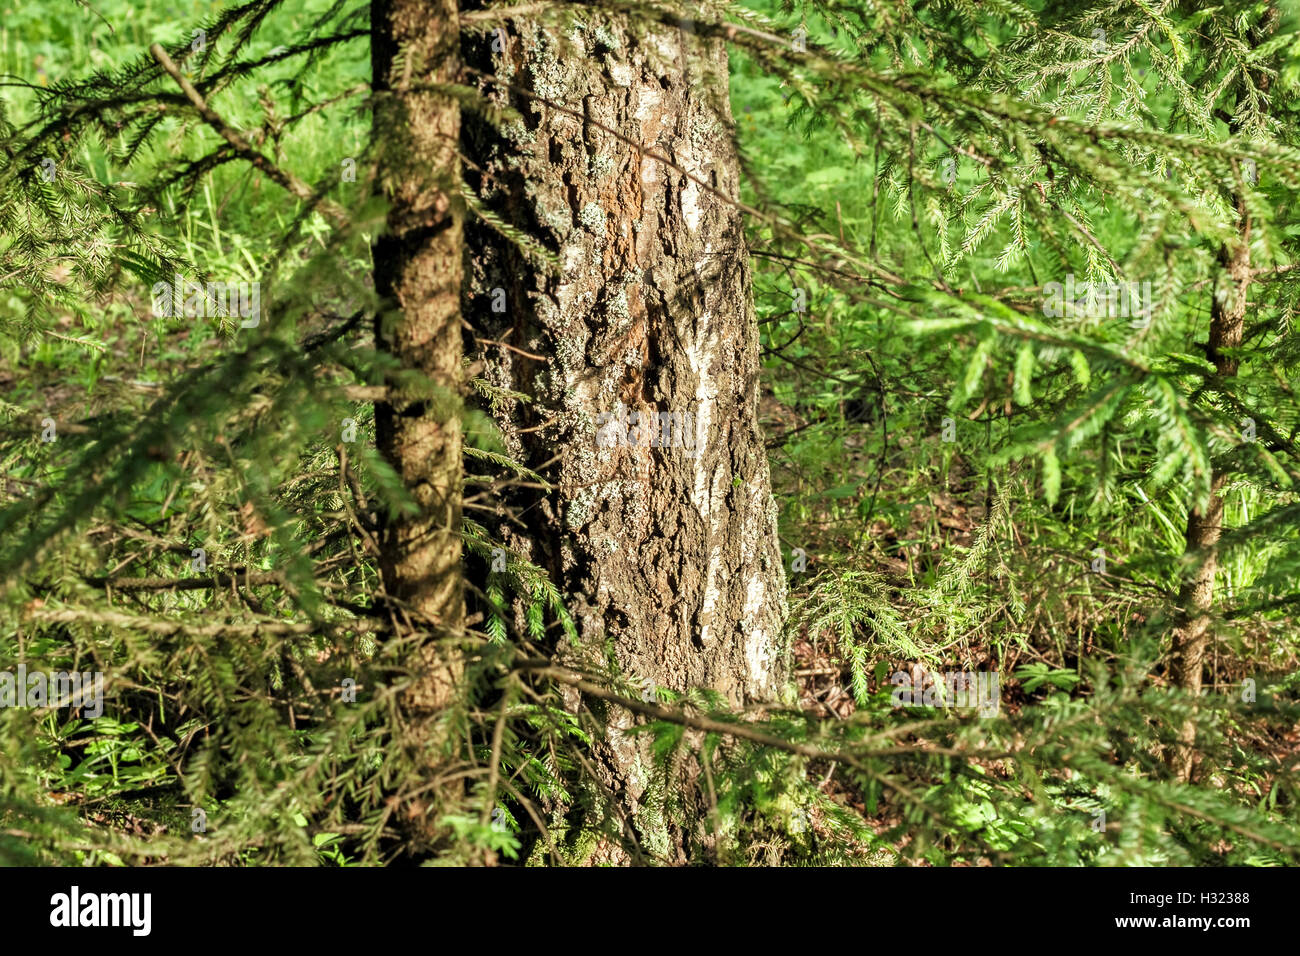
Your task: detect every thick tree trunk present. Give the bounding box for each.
[462,13,788,861]
[370,1,464,717]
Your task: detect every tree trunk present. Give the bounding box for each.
[370,0,464,773]
[462,11,789,862]
[1166,212,1251,783]
[1164,2,1276,782]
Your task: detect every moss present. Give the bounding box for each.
[633,770,674,860]
[528,735,672,864]
[568,825,603,865]
[526,805,603,866]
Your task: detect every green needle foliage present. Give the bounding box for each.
[0,0,1296,866]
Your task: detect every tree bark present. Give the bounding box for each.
[370,0,464,713]
[462,12,789,861]
[1165,3,1277,781]
[1166,204,1251,783]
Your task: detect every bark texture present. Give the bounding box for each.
[1165,4,1275,781]
[462,14,789,860]
[371,0,464,714]
[1167,209,1251,783]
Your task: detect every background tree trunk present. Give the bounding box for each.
[1164,5,1274,780]
[463,12,789,861]
[1166,235,1249,783]
[369,0,464,833]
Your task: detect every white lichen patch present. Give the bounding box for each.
[535,295,561,326]
[503,119,534,145]
[589,22,620,51]
[579,202,605,229]
[527,48,569,102]
[607,285,630,324]
[552,332,579,379]
[588,153,615,179]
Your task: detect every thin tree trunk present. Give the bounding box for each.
[1167,212,1251,783]
[370,0,464,714]
[463,12,788,862]
[1165,2,1277,781]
